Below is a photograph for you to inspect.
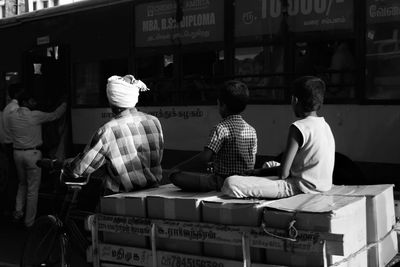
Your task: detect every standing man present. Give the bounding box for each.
[64,75,164,193]
[9,91,66,227]
[1,83,23,216]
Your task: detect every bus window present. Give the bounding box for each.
[235,46,285,102]
[74,58,127,107]
[181,49,223,105]
[366,0,400,100]
[26,46,70,111]
[136,54,164,79]
[294,40,356,99]
[135,53,177,106]
[74,62,101,106]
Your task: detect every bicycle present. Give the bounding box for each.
[20,158,93,267]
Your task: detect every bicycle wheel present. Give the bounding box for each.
[65,217,90,259]
[20,215,70,267]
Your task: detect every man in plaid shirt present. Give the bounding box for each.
[170,80,257,191]
[64,75,163,193]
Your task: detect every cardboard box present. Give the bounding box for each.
[202,196,272,262]
[323,184,398,267]
[373,230,398,267]
[265,248,368,267]
[147,186,220,254]
[98,243,287,267]
[263,194,367,267]
[323,185,395,241]
[100,184,176,247]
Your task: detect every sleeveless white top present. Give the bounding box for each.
[291,116,335,193]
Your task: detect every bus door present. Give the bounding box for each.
[0,71,20,110]
[24,45,71,159]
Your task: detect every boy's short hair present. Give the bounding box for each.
[292,76,326,112]
[219,80,249,114]
[16,90,33,103]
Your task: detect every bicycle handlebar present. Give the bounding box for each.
[61,169,90,187]
[37,158,90,187]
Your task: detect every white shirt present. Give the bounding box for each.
[2,99,19,144]
[9,103,67,149]
[291,116,335,193]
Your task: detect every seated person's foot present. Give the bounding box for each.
[169,170,200,191]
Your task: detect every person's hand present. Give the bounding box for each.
[61,158,74,175]
[262,161,281,168]
[206,162,214,173]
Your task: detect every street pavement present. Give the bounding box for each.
[0,212,92,267]
[0,215,26,267]
[0,182,94,267]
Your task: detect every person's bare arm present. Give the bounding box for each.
[280,125,302,179]
[31,102,67,124]
[198,147,213,164]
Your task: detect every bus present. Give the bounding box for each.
[0,0,399,186]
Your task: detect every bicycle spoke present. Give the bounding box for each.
[66,218,90,257]
[20,216,68,267]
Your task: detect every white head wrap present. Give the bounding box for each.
[106,75,149,108]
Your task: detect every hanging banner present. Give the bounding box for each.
[367,0,400,24]
[135,0,224,47]
[235,0,353,37]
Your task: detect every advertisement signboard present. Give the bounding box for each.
[135,0,224,47]
[367,0,400,24]
[235,0,354,37]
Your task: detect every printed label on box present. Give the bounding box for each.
[97,214,343,255]
[100,244,151,266]
[98,214,151,236]
[99,243,259,267]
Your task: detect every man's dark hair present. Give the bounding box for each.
[292,76,326,112]
[16,90,33,104]
[219,80,249,114]
[8,83,24,99]
[110,105,126,116]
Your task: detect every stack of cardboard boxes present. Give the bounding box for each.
[322,184,398,267]
[202,196,270,262]
[263,194,367,266]
[146,187,217,254]
[100,184,175,247]
[96,183,397,266]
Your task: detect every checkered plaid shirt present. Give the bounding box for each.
[68,108,164,192]
[206,115,257,177]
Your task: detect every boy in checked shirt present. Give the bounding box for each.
[170,80,257,192]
